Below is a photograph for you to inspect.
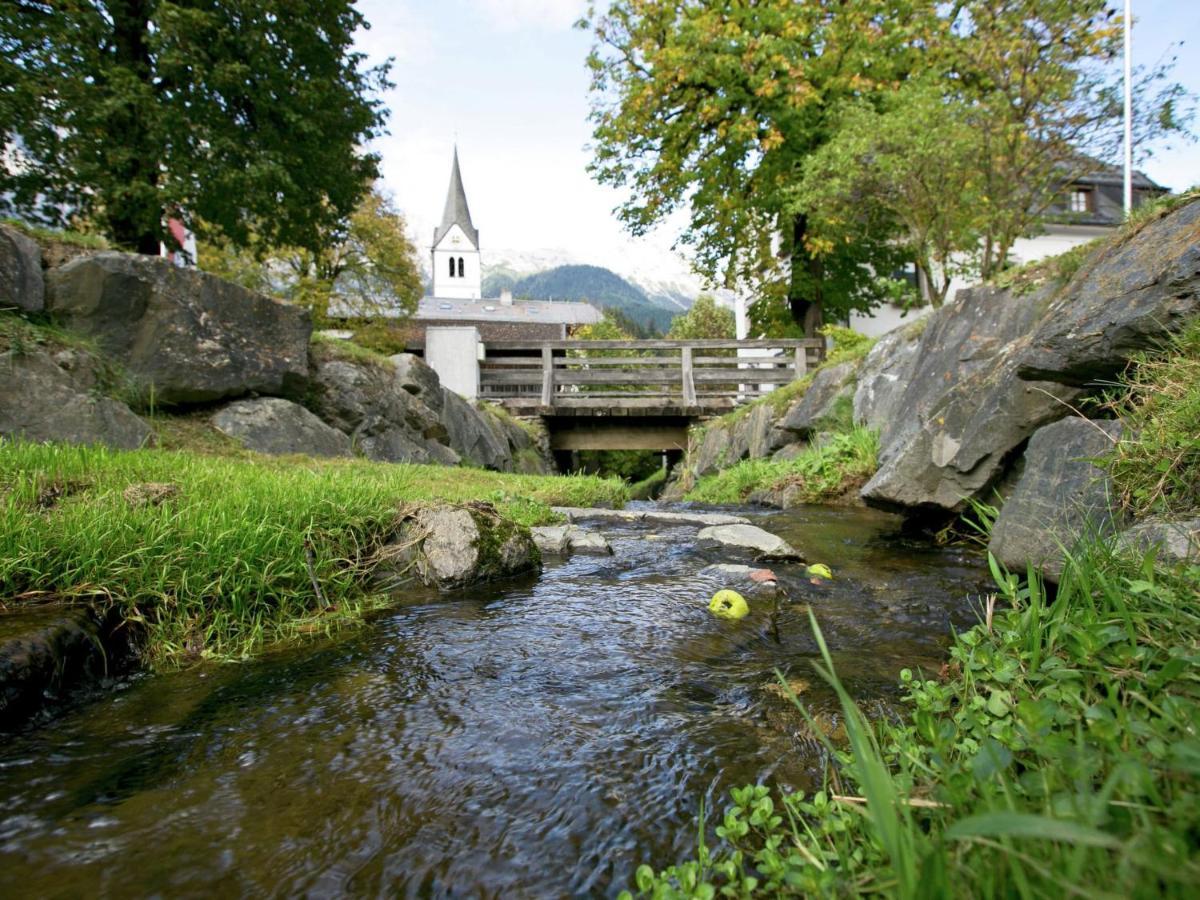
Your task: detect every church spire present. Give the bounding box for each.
[434,146,479,250]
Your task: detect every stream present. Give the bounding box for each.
[0,504,992,897]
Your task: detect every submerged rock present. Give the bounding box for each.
[988,417,1125,581]
[552,507,750,527]
[374,503,541,591]
[211,397,353,458]
[697,524,803,561]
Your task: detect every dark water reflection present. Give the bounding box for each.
[0,504,991,897]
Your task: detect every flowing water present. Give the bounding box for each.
[0,504,991,897]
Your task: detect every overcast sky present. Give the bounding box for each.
[353,0,1200,273]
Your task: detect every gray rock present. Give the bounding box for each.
[530,524,571,555]
[853,320,924,436]
[0,225,44,313]
[1116,518,1200,565]
[0,349,151,449]
[46,252,311,404]
[861,282,1080,512]
[1017,199,1200,385]
[375,504,540,591]
[988,418,1124,581]
[308,354,449,463]
[211,398,353,458]
[440,389,512,470]
[565,525,613,555]
[771,442,808,461]
[390,353,445,413]
[781,360,858,437]
[692,421,732,476]
[696,524,804,560]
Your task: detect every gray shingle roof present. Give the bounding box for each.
[416,296,603,325]
[433,147,479,250]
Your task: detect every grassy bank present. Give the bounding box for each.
[0,442,626,665]
[685,424,878,506]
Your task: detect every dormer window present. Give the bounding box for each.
[1068,188,1093,214]
[448,256,455,277]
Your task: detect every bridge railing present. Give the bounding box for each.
[479,339,825,410]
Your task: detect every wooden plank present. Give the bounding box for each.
[553,355,682,366]
[484,338,825,351]
[540,346,554,406]
[794,346,808,379]
[681,346,697,406]
[694,369,796,384]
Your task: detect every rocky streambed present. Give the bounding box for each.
[0,503,992,896]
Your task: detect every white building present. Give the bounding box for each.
[430,147,482,300]
[849,164,1168,338]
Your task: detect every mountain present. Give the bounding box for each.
[509,264,677,336]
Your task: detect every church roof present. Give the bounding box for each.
[416,296,603,325]
[433,147,479,250]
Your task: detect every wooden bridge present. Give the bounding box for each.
[479,338,825,453]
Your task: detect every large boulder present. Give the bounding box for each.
[1017,199,1200,385]
[46,252,311,404]
[0,349,151,449]
[373,503,540,591]
[853,320,924,435]
[988,418,1124,581]
[780,359,858,437]
[211,397,352,458]
[308,353,453,464]
[440,389,512,470]
[0,225,44,313]
[860,282,1079,513]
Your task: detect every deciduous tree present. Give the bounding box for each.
[0,0,390,255]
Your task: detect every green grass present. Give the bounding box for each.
[1105,317,1200,518]
[685,426,878,506]
[628,467,668,500]
[2,217,109,250]
[0,441,626,665]
[310,330,395,368]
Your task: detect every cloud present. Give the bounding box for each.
[471,0,587,32]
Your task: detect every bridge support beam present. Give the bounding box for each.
[546,416,691,452]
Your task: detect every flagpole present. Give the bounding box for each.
[1123,0,1133,216]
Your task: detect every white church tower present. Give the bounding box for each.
[431,147,482,300]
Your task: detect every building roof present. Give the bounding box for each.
[433,147,479,250]
[415,295,604,325]
[1063,154,1166,191]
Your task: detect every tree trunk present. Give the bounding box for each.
[787,214,823,338]
[105,0,162,255]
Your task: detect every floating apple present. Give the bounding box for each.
[709,589,749,621]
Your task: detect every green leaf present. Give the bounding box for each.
[945,812,1122,848]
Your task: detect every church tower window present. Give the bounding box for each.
[448,257,455,277]
[458,257,465,277]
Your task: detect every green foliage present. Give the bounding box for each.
[577,450,661,483]
[1,218,109,250]
[667,294,735,341]
[820,324,874,367]
[198,186,423,325]
[0,442,626,665]
[0,1,389,254]
[1105,317,1200,517]
[685,427,878,506]
[625,543,1200,898]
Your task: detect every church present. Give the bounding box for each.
[412,147,601,342]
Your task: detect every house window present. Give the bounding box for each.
[1068,188,1093,214]
[448,256,455,277]
[457,257,465,277]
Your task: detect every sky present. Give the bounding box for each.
[353,0,1200,279]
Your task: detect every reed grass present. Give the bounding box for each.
[0,441,626,665]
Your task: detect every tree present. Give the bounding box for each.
[198,185,423,323]
[796,1,1193,306]
[0,0,390,255]
[583,0,938,335]
[666,294,734,340]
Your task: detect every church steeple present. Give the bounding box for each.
[431,145,482,300]
[434,146,479,250]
